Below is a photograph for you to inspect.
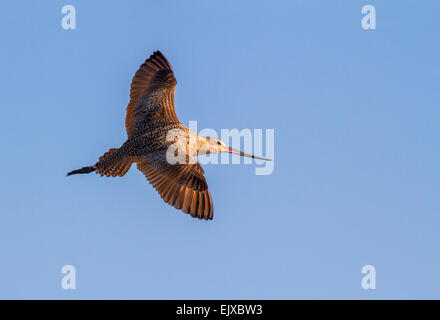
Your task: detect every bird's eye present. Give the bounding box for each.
[217,141,221,145]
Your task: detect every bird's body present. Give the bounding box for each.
[68,51,270,220]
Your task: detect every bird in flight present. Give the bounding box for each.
[67,51,270,220]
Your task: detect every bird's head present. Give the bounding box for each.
[198,136,271,161]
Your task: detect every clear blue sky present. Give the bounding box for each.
[0,1,439,299]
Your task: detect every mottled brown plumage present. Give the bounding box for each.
[67,50,270,220]
[68,51,213,220]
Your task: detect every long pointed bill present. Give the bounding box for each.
[226,147,272,161]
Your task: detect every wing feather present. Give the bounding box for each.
[136,153,213,220]
[126,51,178,136]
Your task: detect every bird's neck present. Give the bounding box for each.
[183,130,208,156]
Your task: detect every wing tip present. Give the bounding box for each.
[147,50,173,71]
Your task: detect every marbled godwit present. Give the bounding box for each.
[67,51,270,220]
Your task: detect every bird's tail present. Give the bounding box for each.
[66,166,96,176]
[95,148,134,177]
[67,148,134,178]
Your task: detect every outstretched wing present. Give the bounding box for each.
[126,51,178,136]
[136,151,214,220]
